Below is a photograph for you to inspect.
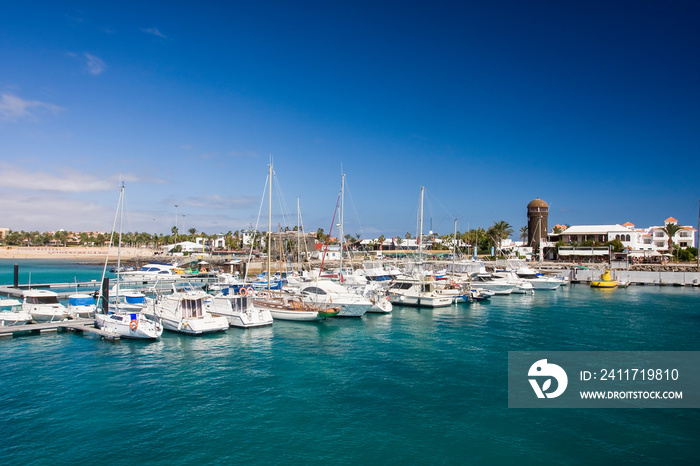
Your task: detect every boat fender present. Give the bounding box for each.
[129,320,138,330]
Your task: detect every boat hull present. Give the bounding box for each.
[388,293,454,308]
[0,312,32,326]
[268,309,322,321]
[94,313,163,340]
[29,306,69,323]
[161,316,229,334]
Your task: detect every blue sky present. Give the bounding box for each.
[1,1,698,240]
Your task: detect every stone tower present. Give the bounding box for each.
[527,198,549,249]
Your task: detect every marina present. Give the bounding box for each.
[0,263,698,464]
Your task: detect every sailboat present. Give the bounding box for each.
[387,187,454,308]
[250,162,339,321]
[94,183,164,340]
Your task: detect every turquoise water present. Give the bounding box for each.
[1,261,699,464]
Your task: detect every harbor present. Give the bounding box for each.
[1,270,698,464]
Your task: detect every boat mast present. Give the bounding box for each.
[418,186,425,304]
[297,197,300,271]
[419,186,424,266]
[339,173,345,282]
[115,182,124,311]
[267,162,272,292]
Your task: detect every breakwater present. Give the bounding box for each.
[568,267,700,286]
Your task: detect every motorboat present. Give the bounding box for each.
[207,287,273,328]
[66,293,97,319]
[296,279,373,317]
[361,283,393,313]
[387,277,455,308]
[0,299,32,326]
[469,273,516,295]
[360,261,398,282]
[515,266,562,290]
[151,286,229,335]
[95,311,163,340]
[22,290,68,323]
[119,262,182,283]
[590,270,619,288]
[491,270,534,294]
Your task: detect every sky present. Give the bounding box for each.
[1,1,699,240]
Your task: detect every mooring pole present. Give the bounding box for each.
[14,263,19,288]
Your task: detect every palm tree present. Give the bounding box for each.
[519,226,528,244]
[488,221,513,254]
[662,222,682,258]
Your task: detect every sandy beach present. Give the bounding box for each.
[0,246,152,262]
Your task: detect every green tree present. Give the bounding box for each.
[519,226,528,243]
[661,223,682,254]
[487,221,513,254]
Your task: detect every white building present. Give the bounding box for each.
[647,217,696,249]
[555,217,696,253]
[163,241,206,254]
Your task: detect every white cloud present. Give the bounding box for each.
[84,53,106,75]
[184,194,258,210]
[142,27,167,38]
[0,165,134,193]
[0,193,111,231]
[0,93,63,122]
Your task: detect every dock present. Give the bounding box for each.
[0,318,120,340]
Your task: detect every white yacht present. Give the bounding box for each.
[207,288,273,328]
[296,279,373,317]
[361,283,393,313]
[515,266,562,290]
[95,311,163,340]
[0,299,32,326]
[22,290,69,323]
[491,270,534,294]
[469,273,516,295]
[151,287,229,335]
[120,263,182,283]
[66,293,97,319]
[387,277,455,308]
[93,183,164,340]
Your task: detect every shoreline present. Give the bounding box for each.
[0,246,149,262]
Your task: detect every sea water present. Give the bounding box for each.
[1,261,699,464]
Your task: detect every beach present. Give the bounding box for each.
[0,246,150,262]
